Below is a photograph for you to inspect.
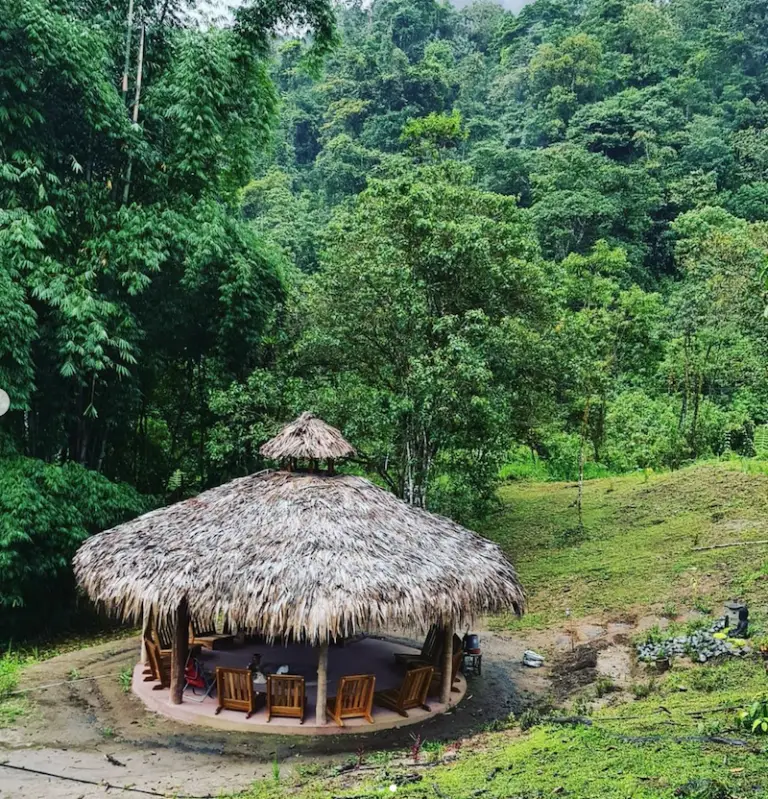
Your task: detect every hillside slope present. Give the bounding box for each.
[487,463,768,630]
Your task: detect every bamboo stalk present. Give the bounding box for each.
[121,0,134,96]
[122,21,145,205]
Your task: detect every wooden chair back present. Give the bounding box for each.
[215,667,256,718]
[421,624,439,660]
[395,666,433,711]
[145,639,170,689]
[329,674,375,726]
[451,647,463,680]
[266,674,305,723]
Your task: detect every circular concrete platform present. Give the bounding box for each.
[133,636,467,734]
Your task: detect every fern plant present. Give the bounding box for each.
[753,425,768,458]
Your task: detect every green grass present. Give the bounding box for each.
[484,463,768,630]
[230,659,768,799]
[0,651,38,725]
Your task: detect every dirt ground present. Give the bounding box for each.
[0,619,643,798]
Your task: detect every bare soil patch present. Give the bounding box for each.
[0,630,552,797]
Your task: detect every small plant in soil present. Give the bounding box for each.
[422,740,445,763]
[675,777,732,799]
[409,733,423,764]
[367,749,394,766]
[67,668,81,681]
[696,717,724,737]
[118,667,132,693]
[272,754,280,783]
[482,713,516,733]
[517,707,541,730]
[630,679,655,699]
[693,596,713,614]
[662,602,678,619]
[594,676,617,698]
[571,694,592,717]
[738,697,768,734]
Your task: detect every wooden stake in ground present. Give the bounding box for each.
[170,597,189,705]
[315,640,329,725]
[440,621,454,705]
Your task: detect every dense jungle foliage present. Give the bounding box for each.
[2,0,768,634]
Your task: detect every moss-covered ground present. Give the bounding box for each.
[232,462,768,799]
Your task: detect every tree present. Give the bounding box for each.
[294,162,553,517]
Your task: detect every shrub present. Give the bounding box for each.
[0,457,149,639]
[738,697,768,734]
[594,676,617,698]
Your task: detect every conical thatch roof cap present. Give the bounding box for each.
[260,412,355,461]
[74,471,524,643]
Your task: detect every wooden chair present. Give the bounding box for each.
[373,666,433,717]
[266,675,305,723]
[429,647,463,697]
[145,639,170,690]
[189,620,234,651]
[394,624,440,667]
[327,674,376,727]
[142,636,159,681]
[215,667,258,719]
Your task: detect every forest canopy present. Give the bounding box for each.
[3,0,768,635]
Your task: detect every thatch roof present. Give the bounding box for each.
[74,471,523,643]
[260,412,355,461]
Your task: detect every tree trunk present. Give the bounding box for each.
[122,21,145,205]
[170,598,189,705]
[121,0,134,97]
[439,622,454,705]
[315,641,329,726]
[577,396,591,531]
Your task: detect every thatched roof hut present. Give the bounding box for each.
[73,413,523,722]
[259,411,355,462]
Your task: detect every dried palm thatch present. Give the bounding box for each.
[259,412,355,461]
[74,470,523,643]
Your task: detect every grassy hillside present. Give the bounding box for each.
[234,463,768,799]
[486,462,768,630]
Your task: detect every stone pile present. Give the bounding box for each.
[636,617,752,664]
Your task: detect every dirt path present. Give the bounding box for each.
[0,620,640,798]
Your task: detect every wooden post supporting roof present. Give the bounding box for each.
[170,598,189,705]
[440,622,454,705]
[315,640,329,726]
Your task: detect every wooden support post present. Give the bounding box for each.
[315,640,329,726]
[170,598,189,705]
[440,621,454,705]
